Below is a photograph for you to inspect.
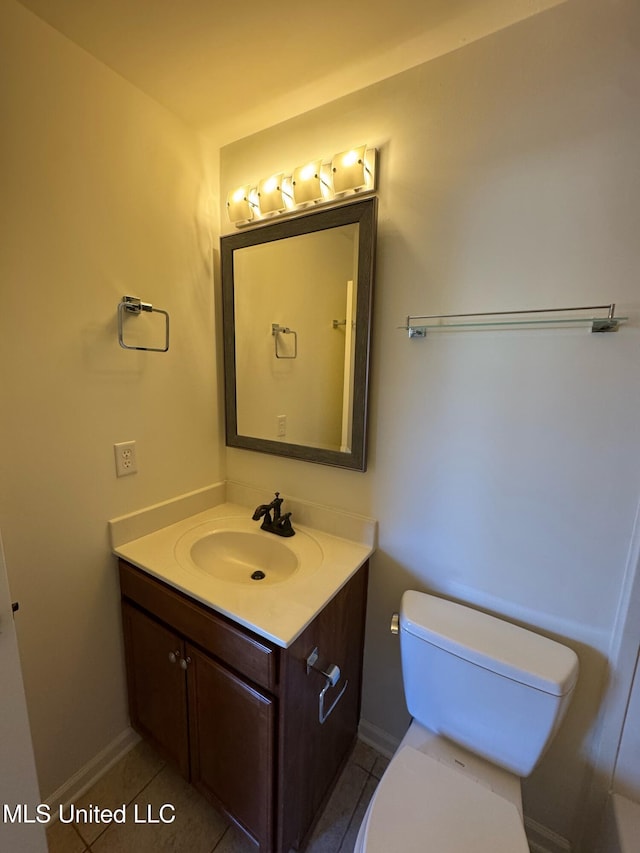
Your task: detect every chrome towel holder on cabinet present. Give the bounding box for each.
[117,295,170,352]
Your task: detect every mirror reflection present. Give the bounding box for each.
[234,223,359,452]
[221,198,376,470]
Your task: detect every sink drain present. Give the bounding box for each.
[251,570,266,581]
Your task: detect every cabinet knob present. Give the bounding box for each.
[168,650,181,664]
[179,656,191,671]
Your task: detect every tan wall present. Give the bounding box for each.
[220,0,640,846]
[0,0,222,798]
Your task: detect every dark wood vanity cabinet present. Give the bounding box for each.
[119,559,368,852]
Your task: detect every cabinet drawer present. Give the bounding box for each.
[119,560,278,692]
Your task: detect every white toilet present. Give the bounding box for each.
[355,591,579,852]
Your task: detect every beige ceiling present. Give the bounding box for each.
[17,0,562,144]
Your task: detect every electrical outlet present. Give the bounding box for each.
[114,441,138,477]
[277,415,287,437]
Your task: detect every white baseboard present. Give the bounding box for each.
[358,718,400,759]
[45,727,139,820]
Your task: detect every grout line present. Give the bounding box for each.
[128,759,167,801]
[71,822,91,852]
[338,795,365,852]
[336,770,370,853]
[73,820,95,848]
[211,824,230,851]
[338,765,382,853]
[72,756,167,848]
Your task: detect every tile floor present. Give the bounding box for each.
[46,739,389,853]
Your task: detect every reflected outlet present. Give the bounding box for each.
[114,440,138,477]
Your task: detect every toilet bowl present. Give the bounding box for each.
[355,591,579,852]
[354,723,529,852]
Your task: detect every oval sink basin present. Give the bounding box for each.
[174,517,323,587]
[190,530,298,584]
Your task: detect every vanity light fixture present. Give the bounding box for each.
[226,145,377,226]
[257,173,293,215]
[226,185,258,224]
[291,160,330,205]
[331,145,375,194]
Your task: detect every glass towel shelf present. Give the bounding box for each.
[401,304,627,338]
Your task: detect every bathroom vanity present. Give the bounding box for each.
[112,494,374,853]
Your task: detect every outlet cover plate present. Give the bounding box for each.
[114,441,137,477]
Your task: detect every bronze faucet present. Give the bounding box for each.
[252,492,295,537]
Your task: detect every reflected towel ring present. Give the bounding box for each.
[271,323,297,359]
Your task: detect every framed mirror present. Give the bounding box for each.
[221,197,377,470]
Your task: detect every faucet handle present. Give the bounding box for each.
[274,511,295,537]
[271,491,283,518]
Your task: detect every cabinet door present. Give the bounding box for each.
[122,602,189,777]
[187,644,275,849]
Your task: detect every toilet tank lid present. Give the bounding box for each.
[400,592,579,697]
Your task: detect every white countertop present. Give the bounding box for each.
[111,498,374,648]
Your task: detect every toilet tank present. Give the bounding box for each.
[400,591,579,777]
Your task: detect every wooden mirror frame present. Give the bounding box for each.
[221,197,377,470]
